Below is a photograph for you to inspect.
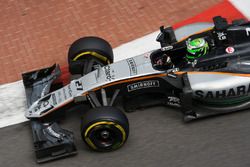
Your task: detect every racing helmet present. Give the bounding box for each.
[186,38,209,60]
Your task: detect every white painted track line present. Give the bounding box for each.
[0,81,28,128]
[230,0,250,19]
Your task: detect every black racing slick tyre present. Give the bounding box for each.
[81,107,129,152]
[68,36,114,75]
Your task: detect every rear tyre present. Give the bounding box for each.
[68,36,114,75]
[81,106,129,151]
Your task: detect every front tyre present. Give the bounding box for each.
[68,36,114,75]
[81,107,129,151]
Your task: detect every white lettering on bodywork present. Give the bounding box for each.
[127,80,160,92]
[167,96,181,107]
[246,27,250,36]
[46,126,61,138]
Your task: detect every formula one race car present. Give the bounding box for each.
[22,16,250,163]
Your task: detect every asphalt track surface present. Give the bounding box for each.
[1,106,250,167]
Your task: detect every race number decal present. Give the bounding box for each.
[75,80,83,90]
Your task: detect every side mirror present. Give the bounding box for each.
[156,26,177,47]
[213,16,228,30]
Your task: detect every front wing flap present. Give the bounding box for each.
[31,121,77,163]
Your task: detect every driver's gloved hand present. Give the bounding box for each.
[153,54,174,69]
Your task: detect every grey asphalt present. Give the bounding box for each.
[1,106,250,167]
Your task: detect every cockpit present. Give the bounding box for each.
[150,16,249,72]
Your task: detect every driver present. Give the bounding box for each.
[153,37,209,69]
[185,37,209,61]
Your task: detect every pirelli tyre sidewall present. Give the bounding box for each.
[68,36,114,75]
[81,106,129,151]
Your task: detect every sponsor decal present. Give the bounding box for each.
[161,45,173,51]
[68,85,73,97]
[246,27,250,36]
[194,84,250,99]
[127,80,160,92]
[217,32,227,40]
[63,88,67,99]
[200,62,227,71]
[46,126,61,139]
[126,58,137,76]
[104,65,115,81]
[41,84,49,97]
[225,46,235,53]
[57,91,62,103]
[34,99,53,113]
[51,94,57,105]
[167,96,181,107]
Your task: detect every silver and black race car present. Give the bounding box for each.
[22,16,250,163]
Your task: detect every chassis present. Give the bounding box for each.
[22,16,250,163]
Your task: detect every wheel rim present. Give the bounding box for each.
[73,51,110,63]
[84,122,126,151]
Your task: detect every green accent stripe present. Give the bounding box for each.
[195,95,250,107]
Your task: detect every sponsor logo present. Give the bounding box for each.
[194,84,250,99]
[161,45,173,51]
[104,65,115,81]
[225,46,235,54]
[46,126,61,139]
[217,32,227,40]
[34,99,53,113]
[127,80,160,92]
[51,94,57,105]
[41,84,49,97]
[63,88,67,99]
[68,85,73,97]
[57,91,62,103]
[167,96,181,107]
[126,58,137,76]
[199,62,227,71]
